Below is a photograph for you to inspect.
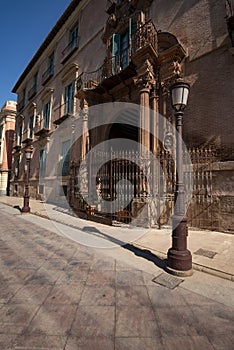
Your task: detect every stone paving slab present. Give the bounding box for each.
[0,196,233,280]
[0,202,234,349]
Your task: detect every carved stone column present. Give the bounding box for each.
[79,99,90,198]
[81,99,90,160]
[139,84,151,151]
[150,85,159,155]
[135,59,155,152]
[150,85,160,226]
[133,60,156,227]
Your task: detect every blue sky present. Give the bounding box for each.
[0,0,71,108]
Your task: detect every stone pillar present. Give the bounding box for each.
[81,99,90,160]
[150,85,159,155]
[150,86,160,226]
[139,85,151,151]
[79,99,90,200]
[133,60,156,227]
[135,59,155,153]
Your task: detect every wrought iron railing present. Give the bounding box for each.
[34,118,50,136]
[76,20,157,92]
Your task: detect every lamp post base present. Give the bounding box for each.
[21,206,30,213]
[22,196,30,213]
[167,246,192,273]
[165,264,193,277]
[167,247,193,276]
[166,216,193,277]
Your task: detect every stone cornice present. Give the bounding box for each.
[12,0,82,93]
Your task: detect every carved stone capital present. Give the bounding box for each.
[80,98,89,121]
[134,59,156,92]
[134,75,152,92]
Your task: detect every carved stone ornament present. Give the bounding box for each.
[173,60,182,79]
[160,58,184,88]
[107,13,117,28]
[134,59,156,91]
[163,133,174,151]
[102,0,153,43]
[80,98,89,120]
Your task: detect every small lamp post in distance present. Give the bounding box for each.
[166,80,193,277]
[21,145,33,213]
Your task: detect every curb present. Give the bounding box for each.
[134,243,234,281]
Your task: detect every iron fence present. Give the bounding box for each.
[69,145,227,230]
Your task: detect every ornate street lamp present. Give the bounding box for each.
[166,80,193,277]
[22,146,33,213]
[225,0,234,47]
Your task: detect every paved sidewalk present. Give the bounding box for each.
[0,203,234,350]
[0,195,234,280]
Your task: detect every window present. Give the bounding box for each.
[69,25,78,51]
[18,88,26,111]
[39,148,46,177]
[48,52,54,75]
[23,88,26,102]
[60,185,68,196]
[15,159,20,178]
[42,52,54,84]
[0,126,3,163]
[18,125,23,145]
[61,140,70,176]
[64,82,74,114]
[34,73,38,88]
[43,101,50,129]
[28,73,38,99]
[62,24,79,62]
[29,115,34,139]
[39,184,44,194]
[112,19,137,73]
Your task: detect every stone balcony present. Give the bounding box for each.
[76,20,158,96]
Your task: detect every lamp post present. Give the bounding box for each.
[22,146,33,213]
[166,80,193,277]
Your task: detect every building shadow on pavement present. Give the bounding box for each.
[123,243,167,270]
[82,225,167,271]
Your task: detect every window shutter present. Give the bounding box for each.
[130,18,137,53]
[43,102,50,129]
[112,34,120,74]
[112,33,120,56]
[62,140,70,176]
[129,17,132,45]
[40,149,46,177]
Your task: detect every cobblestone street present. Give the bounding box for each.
[0,203,234,350]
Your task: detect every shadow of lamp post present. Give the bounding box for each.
[22,145,33,213]
[166,80,193,277]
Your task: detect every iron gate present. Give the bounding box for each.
[70,148,176,227]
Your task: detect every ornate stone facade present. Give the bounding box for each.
[11,0,234,232]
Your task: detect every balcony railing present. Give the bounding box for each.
[76,20,157,93]
[61,37,79,63]
[22,129,33,144]
[34,119,50,137]
[53,101,74,125]
[42,66,54,85]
